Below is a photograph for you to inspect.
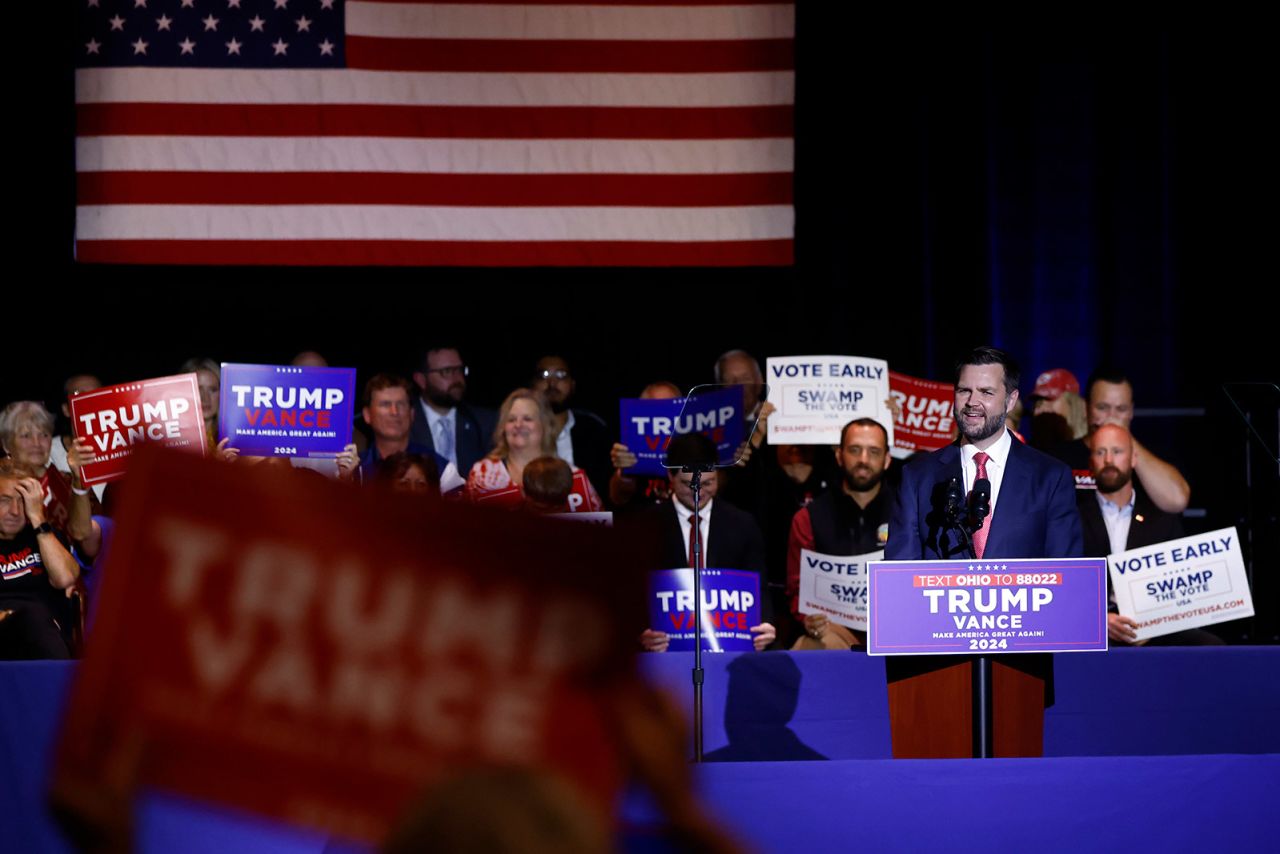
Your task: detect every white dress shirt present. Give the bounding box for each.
[960,427,1013,520]
[422,401,457,468]
[673,495,713,567]
[1096,488,1136,556]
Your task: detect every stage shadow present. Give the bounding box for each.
[704,653,827,762]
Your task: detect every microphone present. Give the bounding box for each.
[944,477,965,523]
[970,478,991,530]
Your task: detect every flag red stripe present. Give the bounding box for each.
[78,172,793,206]
[76,104,794,140]
[362,1,783,5]
[344,37,793,74]
[76,239,794,266]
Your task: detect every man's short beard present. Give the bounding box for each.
[958,409,1006,444]
[426,386,463,409]
[546,397,569,415]
[1095,465,1131,494]
[845,467,883,494]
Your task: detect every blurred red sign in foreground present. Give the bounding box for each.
[50,445,650,844]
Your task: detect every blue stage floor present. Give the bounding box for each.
[5,650,1279,852]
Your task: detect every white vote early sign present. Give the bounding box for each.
[766,355,893,446]
[1108,527,1254,642]
[797,548,882,632]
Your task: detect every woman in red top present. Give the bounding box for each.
[466,389,602,511]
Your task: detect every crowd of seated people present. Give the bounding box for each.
[0,347,1211,661]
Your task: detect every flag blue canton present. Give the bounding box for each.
[77,0,344,68]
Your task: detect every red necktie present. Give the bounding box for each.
[688,512,702,568]
[971,452,990,559]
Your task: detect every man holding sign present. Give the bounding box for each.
[787,418,893,648]
[1079,424,1222,645]
[634,458,776,653]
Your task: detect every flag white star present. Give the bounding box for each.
[108,14,125,30]
[131,37,148,54]
[295,15,311,32]
[318,38,334,56]
[203,14,220,31]
[248,15,265,31]
[227,0,242,7]
[274,0,288,8]
[319,0,335,8]
[85,38,101,54]
[179,38,196,55]
[156,14,172,30]
[133,0,147,7]
[226,37,242,55]
[87,0,100,7]
[272,38,288,55]
[180,0,195,7]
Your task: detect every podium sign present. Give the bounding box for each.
[867,558,1108,655]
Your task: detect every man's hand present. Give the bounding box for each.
[751,622,777,651]
[15,478,46,527]
[803,613,828,641]
[610,441,638,470]
[1108,613,1140,644]
[640,628,670,653]
[335,443,359,480]
[748,401,777,450]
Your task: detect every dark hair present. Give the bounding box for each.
[664,432,719,471]
[363,373,414,408]
[955,346,1020,395]
[419,345,463,373]
[522,456,573,508]
[533,354,571,378]
[839,417,889,449]
[1084,366,1132,401]
[376,452,441,495]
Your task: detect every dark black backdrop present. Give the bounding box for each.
[10,11,1277,635]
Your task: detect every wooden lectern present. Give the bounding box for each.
[884,654,1052,758]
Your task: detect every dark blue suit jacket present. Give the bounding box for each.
[886,436,1083,561]
[409,400,497,476]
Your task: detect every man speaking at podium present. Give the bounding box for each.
[888,346,1082,562]
[884,346,1083,757]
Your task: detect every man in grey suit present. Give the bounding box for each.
[409,346,497,477]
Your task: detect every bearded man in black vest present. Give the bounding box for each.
[786,418,893,649]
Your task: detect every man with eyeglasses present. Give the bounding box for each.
[410,347,497,477]
[531,355,612,503]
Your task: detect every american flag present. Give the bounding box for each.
[75,1,794,266]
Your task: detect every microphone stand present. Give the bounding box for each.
[686,464,714,763]
[947,478,994,759]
